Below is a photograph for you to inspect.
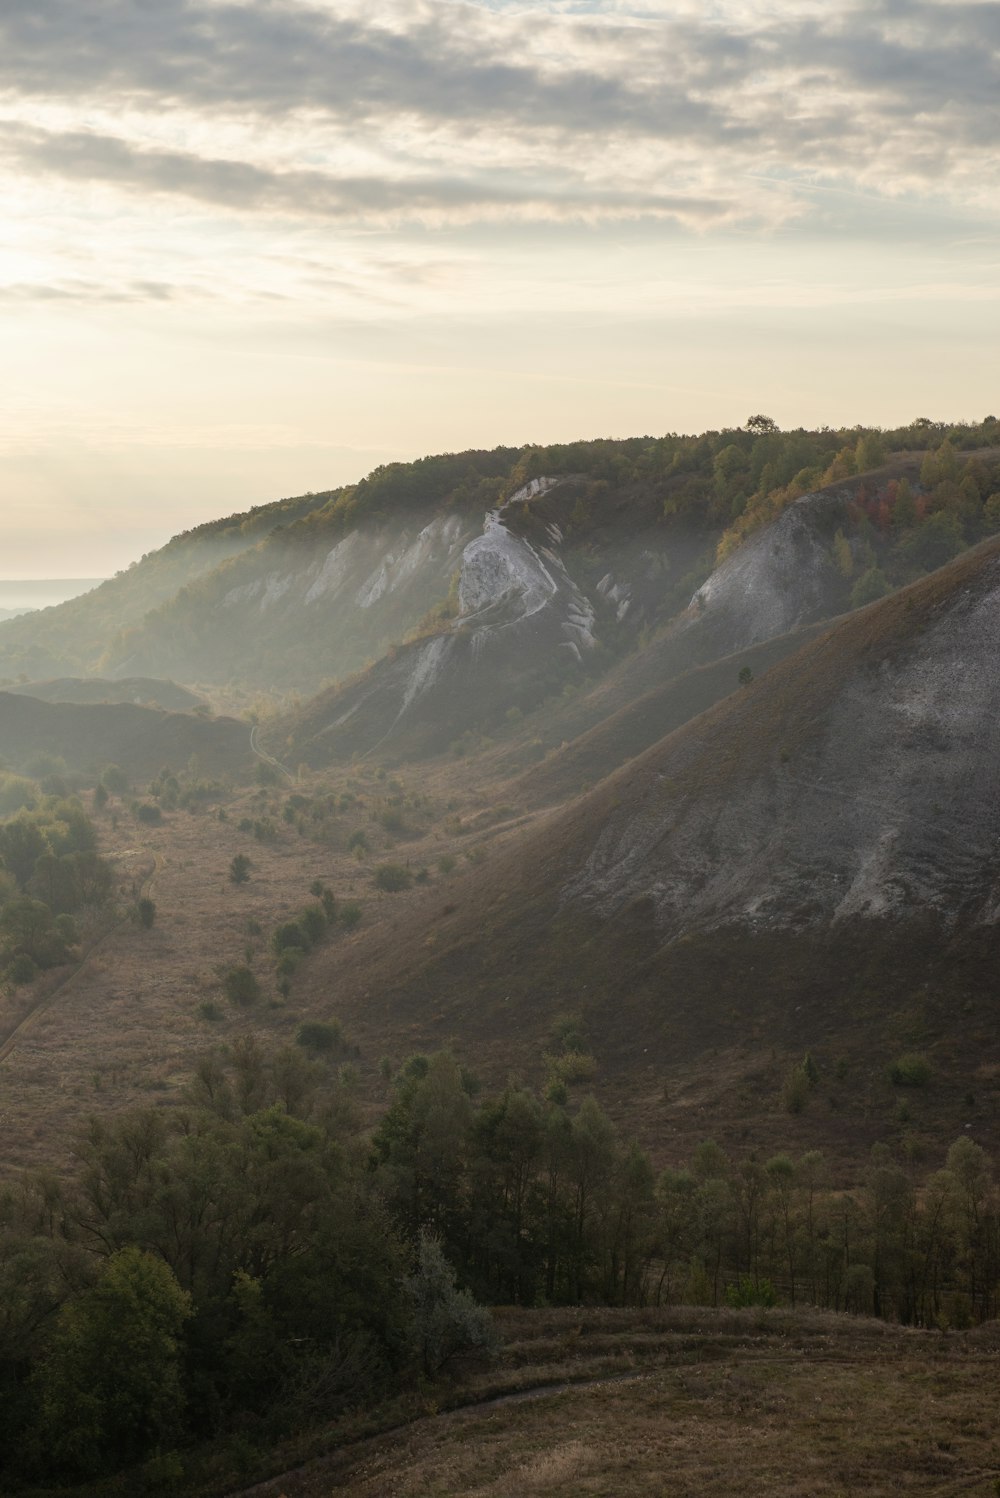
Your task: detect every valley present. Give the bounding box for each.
[2,419,1000,1494]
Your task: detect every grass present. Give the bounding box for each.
[209,1306,1000,1497]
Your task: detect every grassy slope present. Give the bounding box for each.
[218,1307,1000,1497]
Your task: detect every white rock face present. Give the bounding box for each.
[691,492,843,648]
[564,557,1000,935]
[458,483,596,648]
[304,533,363,605]
[356,515,466,610]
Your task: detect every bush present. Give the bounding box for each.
[100,764,129,795]
[136,898,156,928]
[373,864,412,892]
[135,803,162,826]
[889,1052,932,1088]
[223,966,261,1007]
[295,1020,344,1054]
[299,904,328,944]
[8,953,37,984]
[229,854,252,885]
[782,1064,810,1114]
[340,902,362,930]
[725,1275,777,1308]
[272,921,308,955]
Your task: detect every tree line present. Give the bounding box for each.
[1,1040,998,1488]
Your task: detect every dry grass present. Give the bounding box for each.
[225,1307,1000,1497]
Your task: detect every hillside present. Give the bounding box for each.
[2,424,995,711]
[290,536,1000,1159]
[4,676,206,712]
[0,693,250,779]
[0,490,326,682]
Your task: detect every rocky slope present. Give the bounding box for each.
[564,539,1000,933]
[318,537,1000,1103]
[279,475,874,766]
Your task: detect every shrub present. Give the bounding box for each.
[373,863,412,892]
[725,1275,777,1308]
[295,1020,344,1054]
[197,1000,223,1021]
[272,921,308,955]
[223,966,261,1007]
[437,854,456,874]
[9,953,37,984]
[340,902,363,930]
[135,803,162,826]
[100,764,128,795]
[782,1064,810,1114]
[229,854,252,885]
[889,1052,932,1088]
[136,898,156,929]
[298,905,327,944]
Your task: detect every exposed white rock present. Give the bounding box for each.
[305,533,363,604]
[564,558,1000,935]
[691,491,842,647]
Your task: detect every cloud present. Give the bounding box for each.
[0,122,748,227]
[0,0,997,238]
[0,275,179,303]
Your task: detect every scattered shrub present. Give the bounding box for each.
[295,1020,344,1054]
[889,1052,932,1088]
[223,966,260,1007]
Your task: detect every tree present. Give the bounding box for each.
[745,414,779,434]
[0,817,47,888]
[229,853,252,885]
[849,567,891,609]
[407,1231,498,1376]
[35,1246,191,1478]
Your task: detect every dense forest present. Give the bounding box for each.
[1,1036,996,1491]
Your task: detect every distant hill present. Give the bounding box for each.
[4,424,996,707]
[0,578,104,612]
[0,693,250,780]
[4,676,206,713]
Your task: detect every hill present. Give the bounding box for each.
[0,693,250,780]
[3,423,996,710]
[4,676,206,712]
[292,536,1000,1159]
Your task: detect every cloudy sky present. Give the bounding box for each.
[1,0,998,576]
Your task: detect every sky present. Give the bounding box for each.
[1,0,998,577]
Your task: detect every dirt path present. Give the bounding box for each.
[249,724,294,783]
[225,1371,652,1498]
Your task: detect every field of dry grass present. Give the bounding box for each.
[223,1307,1000,1497]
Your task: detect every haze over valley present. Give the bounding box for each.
[4,0,1000,1492]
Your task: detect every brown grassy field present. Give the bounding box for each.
[223,1307,1000,1497]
